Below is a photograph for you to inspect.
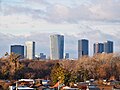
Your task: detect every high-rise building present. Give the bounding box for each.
[104,41,113,53]
[93,43,104,54]
[78,39,89,59]
[11,45,24,59]
[25,41,35,60]
[50,34,64,60]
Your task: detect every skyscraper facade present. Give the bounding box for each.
[104,41,113,53]
[11,45,24,59]
[78,39,89,59]
[25,41,35,60]
[93,43,104,54]
[50,34,64,60]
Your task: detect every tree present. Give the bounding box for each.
[50,63,66,85]
[0,53,24,80]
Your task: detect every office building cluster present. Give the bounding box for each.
[78,40,113,59]
[10,34,113,60]
[11,41,35,60]
[94,41,113,54]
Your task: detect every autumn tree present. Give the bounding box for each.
[50,63,66,85]
[0,53,24,80]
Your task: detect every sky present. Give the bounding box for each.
[0,0,120,58]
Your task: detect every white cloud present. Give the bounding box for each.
[43,0,120,22]
[1,0,120,23]
[89,0,120,21]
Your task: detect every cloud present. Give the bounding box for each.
[25,0,49,5]
[44,4,93,23]
[89,0,120,21]
[1,0,120,23]
[44,0,120,23]
[1,4,45,17]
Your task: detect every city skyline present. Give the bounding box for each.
[8,36,114,59]
[0,32,119,58]
[0,0,120,58]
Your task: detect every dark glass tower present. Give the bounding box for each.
[78,39,89,59]
[11,45,24,59]
[104,41,113,53]
[94,43,104,54]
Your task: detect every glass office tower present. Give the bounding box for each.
[50,34,64,60]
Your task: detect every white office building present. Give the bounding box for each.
[25,41,35,60]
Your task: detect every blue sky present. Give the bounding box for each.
[0,0,120,58]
